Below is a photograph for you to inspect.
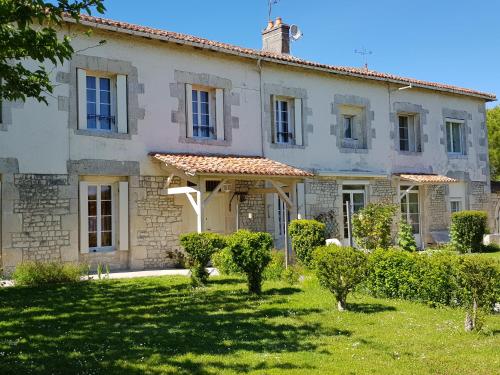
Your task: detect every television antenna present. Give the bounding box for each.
[354,47,373,70]
[290,24,303,41]
[268,0,279,21]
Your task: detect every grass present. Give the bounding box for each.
[0,276,498,375]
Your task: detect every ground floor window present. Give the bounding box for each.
[450,199,462,214]
[342,185,366,239]
[88,184,114,250]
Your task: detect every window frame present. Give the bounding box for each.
[87,183,115,252]
[398,113,421,152]
[450,199,462,214]
[85,73,117,132]
[191,86,215,139]
[274,96,295,145]
[445,119,465,155]
[343,115,355,140]
[342,184,366,239]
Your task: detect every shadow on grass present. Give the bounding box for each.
[347,302,397,314]
[0,277,326,375]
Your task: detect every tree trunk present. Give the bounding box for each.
[464,312,474,332]
[472,297,478,330]
[337,294,347,311]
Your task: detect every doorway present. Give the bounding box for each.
[400,185,421,247]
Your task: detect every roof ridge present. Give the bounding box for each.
[72,14,496,100]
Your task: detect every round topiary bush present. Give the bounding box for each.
[450,211,488,253]
[288,219,326,267]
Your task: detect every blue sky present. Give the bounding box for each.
[99,0,499,107]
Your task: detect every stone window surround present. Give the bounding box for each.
[63,54,145,140]
[263,83,311,149]
[390,102,429,154]
[170,70,238,146]
[0,100,24,132]
[331,94,375,154]
[441,108,471,159]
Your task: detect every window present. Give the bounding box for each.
[86,76,114,131]
[450,200,462,214]
[400,185,420,234]
[399,114,421,152]
[343,115,354,139]
[446,120,464,154]
[342,185,366,239]
[192,89,214,138]
[88,184,113,250]
[275,98,293,144]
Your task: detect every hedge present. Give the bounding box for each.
[450,210,488,253]
[288,219,326,267]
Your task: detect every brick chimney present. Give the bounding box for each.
[262,17,290,54]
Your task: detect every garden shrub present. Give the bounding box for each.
[450,211,488,253]
[282,265,301,285]
[12,261,86,286]
[397,221,417,252]
[211,247,242,276]
[263,250,286,281]
[226,230,273,294]
[313,245,369,311]
[352,203,397,250]
[288,219,326,267]
[179,232,226,286]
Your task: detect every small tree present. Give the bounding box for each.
[352,203,397,250]
[456,257,499,331]
[288,219,326,267]
[226,230,272,294]
[313,245,369,311]
[179,232,226,286]
[397,221,417,252]
[450,211,488,253]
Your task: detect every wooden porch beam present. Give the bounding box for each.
[269,180,294,209]
[204,179,228,205]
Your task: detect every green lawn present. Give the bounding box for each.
[0,276,498,375]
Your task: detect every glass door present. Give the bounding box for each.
[400,185,421,247]
[342,185,366,243]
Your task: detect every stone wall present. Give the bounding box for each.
[236,180,266,232]
[134,176,183,269]
[305,179,340,238]
[426,184,449,231]
[490,191,500,233]
[10,174,74,262]
[370,179,396,203]
[469,181,489,211]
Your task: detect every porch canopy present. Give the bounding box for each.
[151,152,313,232]
[396,173,457,184]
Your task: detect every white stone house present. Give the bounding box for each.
[0,15,496,272]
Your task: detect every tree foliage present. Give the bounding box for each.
[352,203,397,250]
[0,0,105,103]
[487,106,500,181]
[450,210,488,254]
[397,221,417,252]
[288,219,326,267]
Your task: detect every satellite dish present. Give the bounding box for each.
[290,24,303,41]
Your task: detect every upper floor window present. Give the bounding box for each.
[192,88,214,138]
[343,115,354,139]
[339,105,366,149]
[275,98,293,144]
[446,120,465,155]
[86,76,113,130]
[398,114,421,152]
[185,84,225,141]
[77,68,128,134]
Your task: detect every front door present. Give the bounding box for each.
[274,193,290,248]
[342,185,366,244]
[204,193,226,234]
[400,185,421,247]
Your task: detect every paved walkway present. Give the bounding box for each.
[1,267,219,287]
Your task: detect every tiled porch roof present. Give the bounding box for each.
[151,153,313,177]
[397,173,457,184]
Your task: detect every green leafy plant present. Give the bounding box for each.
[226,230,273,294]
[288,219,326,267]
[12,261,86,286]
[313,245,369,311]
[211,247,242,276]
[450,211,489,253]
[352,203,397,250]
[263,250,286,281]
[397,221,417,252]
[282,265,301,285]
[179,232,227,286]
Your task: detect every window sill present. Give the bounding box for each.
[270,143,305,149]
[87,247,117,254]
[74,129,131,140]
[447,153,467,159]
[398,150,423,156]
[179,136,230,146]
[339,147,369,154]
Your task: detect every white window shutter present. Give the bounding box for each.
[215,88,224,140]
[271,95,277,143]
[294,98,303,146]
[297,182,306,218]
[118,181,129,251]
[77,69,87,130]
[186,84,193,138]
[116,74,128,133]
[79,181,89,253]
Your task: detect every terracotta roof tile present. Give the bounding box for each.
[72,15,496,101]
[397,174,457,184]
[151,153,313,177]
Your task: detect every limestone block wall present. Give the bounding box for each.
[305,179,340,238]
[370,179,397,204]
[490,191,500,233]
[469,181,489,211]
[425,184,449,231]
[236,180,266,232]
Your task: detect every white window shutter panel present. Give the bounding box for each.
[116,74,128,133]
[215,88,224,140]
[186,84,193,138]
[77,69,87,130]
[294,98,303,146]
[297,182,306,218]
[79,181,89,253]
[271,95,276,143]
[118,181,129,251]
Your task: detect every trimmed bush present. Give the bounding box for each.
[12,261,86,286]
[263,250,286,281]
[450,211,488,253]
[288,219,326,267]
[179,232,226,286]
[226,230,273,294]
[397,221,417,252]
[313,245,369,311]
[352,203,397,250]
[211,247,242,276]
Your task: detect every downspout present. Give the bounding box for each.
[257,58,265,157]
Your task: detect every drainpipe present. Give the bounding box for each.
[257,58,265,157]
